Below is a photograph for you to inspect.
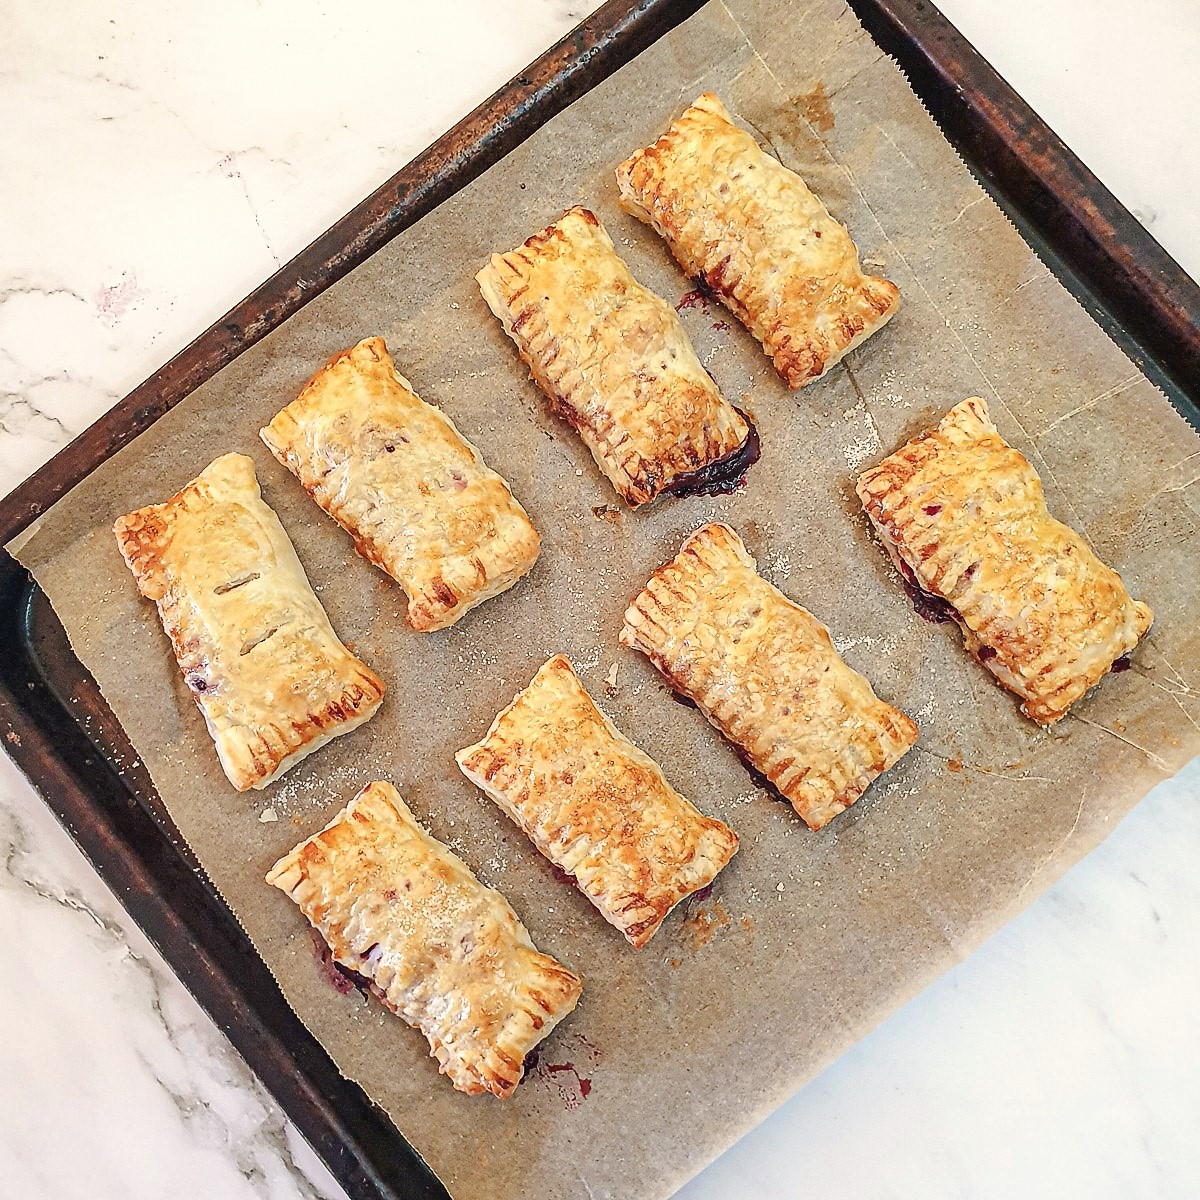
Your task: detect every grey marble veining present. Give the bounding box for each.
[1,0,1197,1197]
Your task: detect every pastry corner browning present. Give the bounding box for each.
[856,397,1153,725]
[261,335,540,632]
[113,453,385,792]
[456,653,739,947]
[267,780,582,1098]
[615,91,899,389]
[621,523,918,830]
[477,206,755,506]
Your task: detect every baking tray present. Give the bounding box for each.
[2,1,1198,1197]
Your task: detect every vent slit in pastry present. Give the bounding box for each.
[113,453,385,791]
[621,523,918,831]
[239,624,282,657]
[214,570,260,594]
[267,781,581,1098]
[616,92,899,389]
[477,206,756,506]
[856,397,1153,724]
[456,654,739,947]
[261,336,540,632]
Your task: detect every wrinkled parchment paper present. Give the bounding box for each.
[11,1,1200,1196]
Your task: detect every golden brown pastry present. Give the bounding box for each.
[621,523,918,831]
[857,397,1153,724]
[456,654,739,947]
[261,336,540,632]
[616,92,899,389]
[267,781,581,1098]
[113,453,385,791]
[476,206,755,506]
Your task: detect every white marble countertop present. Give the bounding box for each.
[2,1,1198,1197]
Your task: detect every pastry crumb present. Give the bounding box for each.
[727,790,759,808]
[763,549,793,580]
[259,807,278,823]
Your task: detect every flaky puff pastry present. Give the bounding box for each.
[616,92,899,389]
[267,781,581,1099]
[621,524,918,831]
[857,398,1153,724]
[113,454,385,791]
[477,206,753,506]
[261,337,540,631]
[456,654,739,948]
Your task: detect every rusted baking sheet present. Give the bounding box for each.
[0,2,1196,1198]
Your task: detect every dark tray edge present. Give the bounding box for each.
[856,0,1200,423]
[0,556,447,1200]
[3,0,1199,553]
[0,0,707,549]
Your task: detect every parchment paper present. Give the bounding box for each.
[11,1,1200,1197]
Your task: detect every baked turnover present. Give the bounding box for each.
[857,397,1153,724]
[113,453,385,791]
[616,92,899,389]
[261,336,540,632]
[267,781,582,1098]
[456,654,739,947]
[477,206,756,506]
[621,523,918,830]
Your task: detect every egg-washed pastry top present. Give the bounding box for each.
[476,206,754,506]
[856,397,1153,724]
[456,654,739,947]
[621,523,918,831]
[113,453,385,791]
[616,92,899,390]
[261,336,540,632]
[267,780,582,1098]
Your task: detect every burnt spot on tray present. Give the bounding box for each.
[681,898,732,949]
[795,81,836,136]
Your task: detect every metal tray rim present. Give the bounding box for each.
[3,1,1199,1197]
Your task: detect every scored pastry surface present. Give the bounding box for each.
[856,397,1153,724]
[261,336,540,632]
[621,523,918,830]
[113,452,385,791]
[477,205,753,506]
[267,780,582,1098]
[616,91,899,389]
[456,654,739,947]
